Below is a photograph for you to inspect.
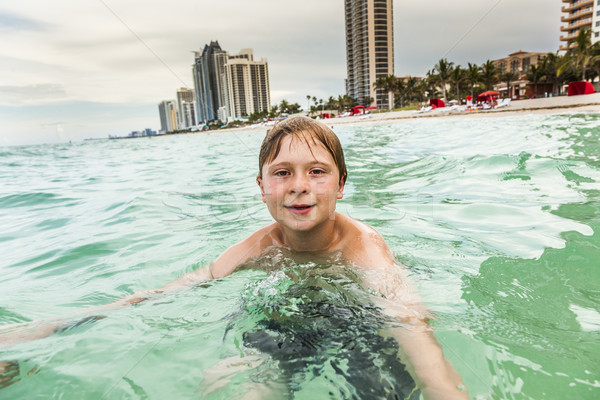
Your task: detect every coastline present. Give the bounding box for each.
[211,93,600,135]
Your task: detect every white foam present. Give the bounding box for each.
[569,304,600,332]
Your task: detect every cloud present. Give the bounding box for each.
[0,84,68,106]
[0,11,48,32]
[0,0,565,145]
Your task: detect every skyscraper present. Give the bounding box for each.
[560,0,600,51]
[176,88,196,129]
[225,49,271,119]
[193,41,228,124]
[192,43,271,122]
[158,100,178,133]
[344,0,394,109]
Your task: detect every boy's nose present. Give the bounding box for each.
[290,174,310,194]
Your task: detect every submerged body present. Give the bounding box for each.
[224,255,421,399]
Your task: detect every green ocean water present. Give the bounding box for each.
[0,112,599,399]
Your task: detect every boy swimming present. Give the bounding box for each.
[1,116,467,399]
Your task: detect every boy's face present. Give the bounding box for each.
[257,133,344,233]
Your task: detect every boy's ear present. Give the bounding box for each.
[337,175,346,200]
[256,175,266,203]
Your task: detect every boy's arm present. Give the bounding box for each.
[345,232,468,400]
[0,230,267,350]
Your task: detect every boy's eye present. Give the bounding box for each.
[311,169,325,175]
[274,170,289,176]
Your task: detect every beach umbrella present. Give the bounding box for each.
[478,90,499,97]
[477,91,499,102]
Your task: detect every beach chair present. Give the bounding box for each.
[414,106,432,114]
[495,98,511,109]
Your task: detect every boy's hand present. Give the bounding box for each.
[0,360,20,389]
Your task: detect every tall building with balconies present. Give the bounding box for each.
[560,0,600,51]
[344,0,394,109]
[224,49,270,119]
[158,100,178,133]
[176,88,196,129]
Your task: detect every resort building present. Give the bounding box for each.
[344,0,394,109]
[560,0,600,51]
[158,100,178,133]
[224,49,271,119]
[492,51,550,99]
[176,88,196,129]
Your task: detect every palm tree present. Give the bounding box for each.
[499,71,518,99]
[374,74,397,109]
[279,99,290,114]
[337,95,356,113]
[404,77,420,104]
[480,60,499,91]
[543,53,569,96]
[526,64,544,97]
[306,95,311,114]
[466,63,481,97]
[433,58,455,101]
[589,42,600,82]
[450,66,467,102]
[326,96,338,110]
[559,28,600,81]
[424,69,440,99]
[395,79,406,108]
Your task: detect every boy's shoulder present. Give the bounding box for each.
[209,223,281,278]
[335,213,396,270]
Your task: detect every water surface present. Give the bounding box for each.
[1,112,599,399]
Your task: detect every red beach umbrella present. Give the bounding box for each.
[477,91,499,102]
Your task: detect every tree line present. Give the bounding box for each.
[374,28,600,109]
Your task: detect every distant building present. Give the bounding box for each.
[192,43,271,123]
[225,49,271,119]
[560,0,600,51]
[181,101,197,129]
[344,0,394,109]
[158,100,178,133]
[193,41,229,124]
[492,51,550,99]
[176,88,196,129]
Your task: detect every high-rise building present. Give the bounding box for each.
[225,49,271,119]
[193,41,228,123]
[176,88,196,129]
[191,43,271,123]
[560,0,600,51]
[158,100,178,133]
[344,0,394,109]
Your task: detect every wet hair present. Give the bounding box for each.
[258,116,347,184]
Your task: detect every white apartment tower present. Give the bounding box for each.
[176,88,196,129]
[158,100,178,133]
[560,0,600,51]
[225,49,271,119]
[344,0,394,109]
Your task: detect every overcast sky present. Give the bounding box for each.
[0,0,562,146]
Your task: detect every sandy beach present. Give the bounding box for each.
[324,92,600,127]
[211,93,600,135]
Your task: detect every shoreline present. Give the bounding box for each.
[212,93,600,135]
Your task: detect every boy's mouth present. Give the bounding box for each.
[285,204,315,214]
